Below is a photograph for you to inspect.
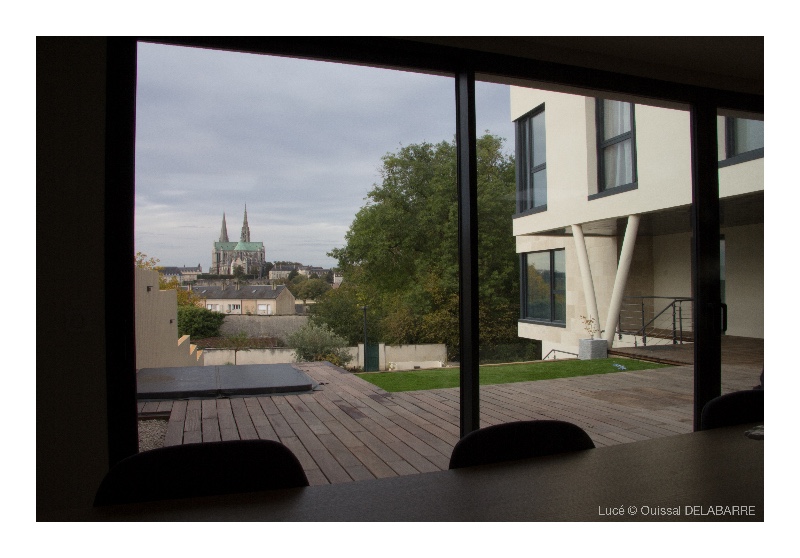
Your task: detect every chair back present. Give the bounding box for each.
[94,439,309,506]
[700,389,764,430]
[449,420,595,470]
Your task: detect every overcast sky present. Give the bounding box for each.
[134,42,515,270]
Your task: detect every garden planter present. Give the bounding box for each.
[578,338,607,360]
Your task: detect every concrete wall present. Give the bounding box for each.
[725,223,764,338]
[135,268,204,369]
[204,343,448,370]
[653,232,692,298]
[219,314,310,342]
[203,347,297,365]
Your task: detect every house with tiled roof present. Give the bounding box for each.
[192,284,296,316]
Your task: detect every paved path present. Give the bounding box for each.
[139,359,761,486]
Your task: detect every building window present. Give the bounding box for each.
[720,117,764,167]
[521,249,566,324]
[515,104,546,213]
[596,99,637,194]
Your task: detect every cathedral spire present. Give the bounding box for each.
[219,212,229,243]
[240,204,251,242]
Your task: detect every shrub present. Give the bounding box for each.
[177,306,225,338]
[287,323,353,367]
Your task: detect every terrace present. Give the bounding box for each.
[138,336,762,486]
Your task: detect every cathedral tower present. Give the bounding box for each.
[219,212,229,243]
[240,205,251,242]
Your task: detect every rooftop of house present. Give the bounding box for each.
[192,284,287,299]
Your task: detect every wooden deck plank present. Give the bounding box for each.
[230,398,259,440]
[156,401,173,413]
[216,399,240,441]
[164,400,187,446]
[158,355,760,488]
[244,397,279,441]
[141,401,160,414]
[273,396,353,484]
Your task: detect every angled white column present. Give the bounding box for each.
[604,215,641,347]
[571,224,600,335]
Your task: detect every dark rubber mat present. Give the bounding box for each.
[137,364,316,399]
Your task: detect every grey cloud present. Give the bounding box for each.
[134,42,513,269]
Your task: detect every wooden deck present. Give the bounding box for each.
[138,355,762,486]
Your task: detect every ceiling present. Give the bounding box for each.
[406,37,764,96]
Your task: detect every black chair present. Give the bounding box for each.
[94,439,309,506]
[700,389,764,430]
[449,420,595,470]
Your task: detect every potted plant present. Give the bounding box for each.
[578,315,607,360]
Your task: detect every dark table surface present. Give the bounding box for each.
[43,424,764,522]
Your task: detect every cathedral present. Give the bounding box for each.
[211,206,266,276]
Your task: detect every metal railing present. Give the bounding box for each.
[543,349,578,360]
[617,296,693,347]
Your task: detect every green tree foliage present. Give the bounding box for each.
[316,134,520,360]
[177,306,226,338]
[287,323,353,368]
[310,280,381,345]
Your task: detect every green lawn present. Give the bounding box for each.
[355,357,669,393]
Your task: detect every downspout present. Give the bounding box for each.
[572,224,600,335]
[603,214,641,348]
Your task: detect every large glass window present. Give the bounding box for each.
[728,117,764,157]
[522,249,565,324]
[515,105,547,212]
[597,99,637,192]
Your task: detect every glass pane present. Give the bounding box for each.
[532,168,547,208]
[553,250,566,322]
[734,118,764,154]
[603,139,633,188]
[526,252,551,320]
[532,111,546,167]
[603,100,631,139]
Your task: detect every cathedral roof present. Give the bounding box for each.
[232,241,264,251]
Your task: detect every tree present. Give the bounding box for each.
[317,134,520,360]
[135,251,160,270]
[287,269,299,281]
[286,323,353,368]
[295,278,332,302]
[222,330,251,365]
[177,306,226,338]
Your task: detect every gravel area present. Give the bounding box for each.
[138,419,168,452]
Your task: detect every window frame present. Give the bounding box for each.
[104,37,763,466]
[719,116,764,168]
[519,249,566,327]
[594,98,638,197]
[514,103,547,216]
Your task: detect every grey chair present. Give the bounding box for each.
[94,439,309,506]
[700,389,764,430]
[449,419,595,470]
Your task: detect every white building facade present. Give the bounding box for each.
[511,87,764,358]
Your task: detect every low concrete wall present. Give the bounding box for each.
[203,343,447,371]
[220,315,309,342]
[203,348,297,366]
[385,344,447,364]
